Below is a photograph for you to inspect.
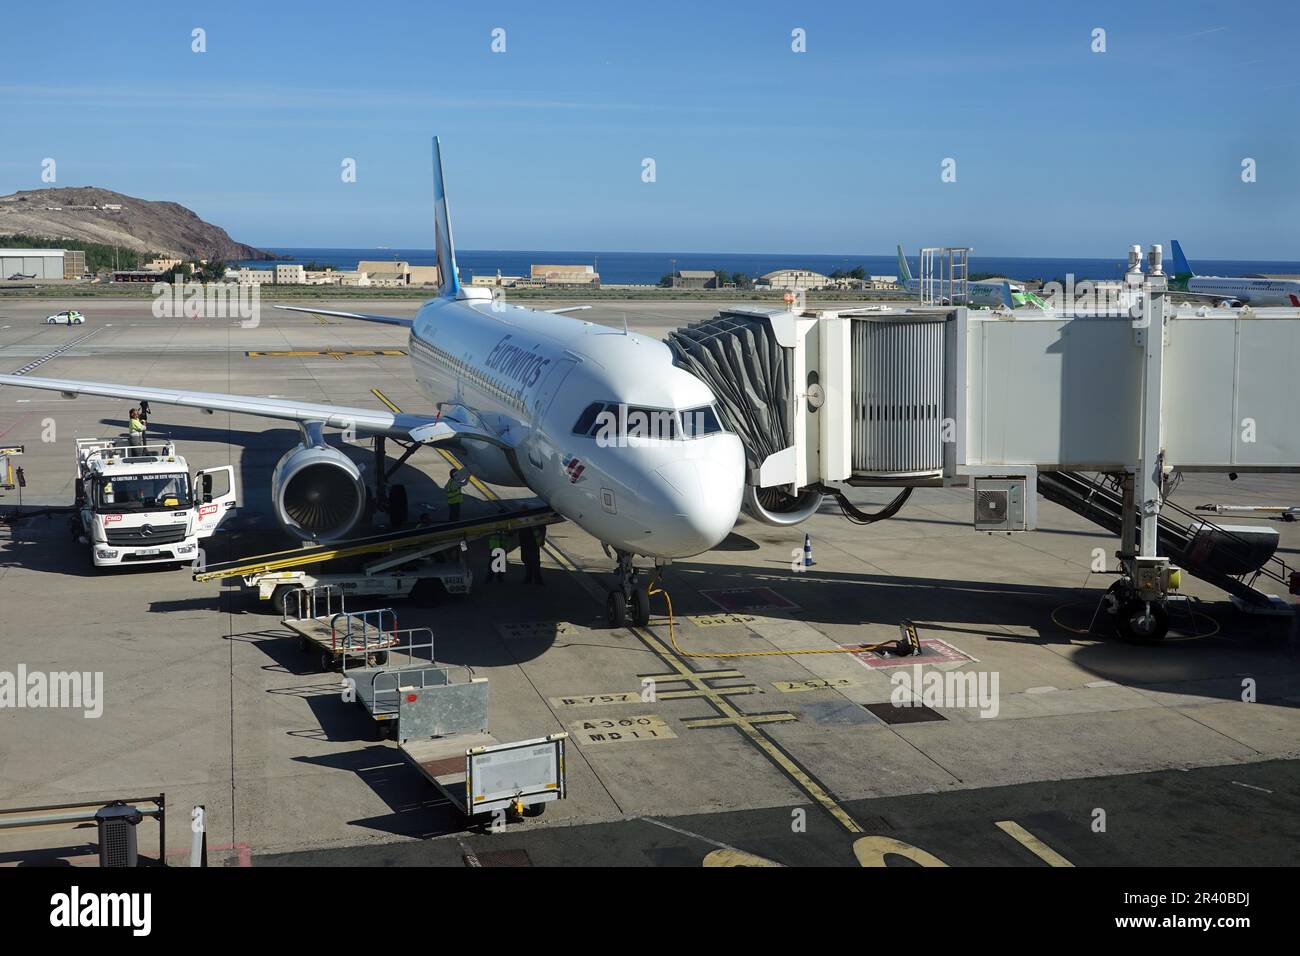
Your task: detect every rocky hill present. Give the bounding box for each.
[0,186,274,260]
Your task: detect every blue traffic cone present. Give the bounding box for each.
[803,532,814,567]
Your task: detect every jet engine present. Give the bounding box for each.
[741,485,823,527]
[271,444,366,542]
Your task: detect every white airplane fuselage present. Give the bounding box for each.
[408,293,745,559]
[1184,276,1300,307]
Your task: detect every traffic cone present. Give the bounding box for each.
[803,532,814,567]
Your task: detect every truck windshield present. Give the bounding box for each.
[93,473,192,512]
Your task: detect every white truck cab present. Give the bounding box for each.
[74,438,237,568]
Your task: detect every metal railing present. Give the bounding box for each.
[284,584,346,624]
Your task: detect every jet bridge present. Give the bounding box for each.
[668,247,1300,640]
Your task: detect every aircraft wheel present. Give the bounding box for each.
[1115,598,1169,644]
[270,584,295,617]
[631,588,651,627]
[606,591,628,628]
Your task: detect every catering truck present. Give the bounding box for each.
[74,437,237,569]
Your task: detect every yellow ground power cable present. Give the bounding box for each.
[644,575,917,660]
[1050,597,1220,639]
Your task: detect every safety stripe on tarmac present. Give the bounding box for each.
[368,383,865,835]
[8,327,104,376]
[247,349,406,359]
[995,820,1074,867]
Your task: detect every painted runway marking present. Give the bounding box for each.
[773,677,857,693]
[6,327,104,376]
[550,692,642,708]
[570,715,677,744]
[690,613,759,628]
[246,349,406,360]
[995,820,1074,867]
[1231,781,1273,794]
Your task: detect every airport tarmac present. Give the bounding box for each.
[0,296,1297,867]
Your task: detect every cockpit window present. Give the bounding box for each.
[679,405,723,438]
[572,402,605,436]
[572,402,724,441]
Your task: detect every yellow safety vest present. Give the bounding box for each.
[445,479,464,504]
[129,418,146,433]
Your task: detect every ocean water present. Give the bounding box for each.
[234,247,1300,285]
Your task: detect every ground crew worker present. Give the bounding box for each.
[127,407,146,454]
[487,530,508,583]
[519,524,544,586]
[444,469,467,522]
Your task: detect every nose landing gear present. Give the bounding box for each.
[606,549,651,628]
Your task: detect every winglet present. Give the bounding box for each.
[432,137,462,297]
[896,244,913,283]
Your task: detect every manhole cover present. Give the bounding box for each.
[473,848,533,867]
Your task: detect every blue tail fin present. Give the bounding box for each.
[1170,239,1194,277]
[896,244,913,282]
[432,137,461,297]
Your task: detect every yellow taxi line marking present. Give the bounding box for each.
[994,820,1074,867]
[657,687,760,701]
[543,543,864,835]
[680,714,798,729]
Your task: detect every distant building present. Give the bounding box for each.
[63,250,87,278]
[231,268,274,286]
[675,270,717,289]
[275,264,306,284]
[471,271,522,288]
[530,264,600,288]
[760,269,828,291]
[407,265,440,286]
[146,257,182,273]
[870,275,899,289]
[111,270,164,283]
[0,248,65,280]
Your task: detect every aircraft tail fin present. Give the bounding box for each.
[432,136,461,297]
[896,244,913,282]
[1170,239,1194,278]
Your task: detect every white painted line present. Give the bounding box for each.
[1231,781,1273,794]
[640,816,742,853]
[1085,680,1118,688]
[1024,686,1058,694]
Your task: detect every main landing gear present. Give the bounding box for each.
[606,549,651,628]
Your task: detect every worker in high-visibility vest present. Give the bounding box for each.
[487,530,507,583]
[127,407,146,455]
[444,469,467,523]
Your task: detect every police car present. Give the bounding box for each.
[44,310,87,325]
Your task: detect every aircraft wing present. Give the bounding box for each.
[0,373,508,447]
[272,305,413,328]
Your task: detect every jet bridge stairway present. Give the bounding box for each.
[1037,471,1295,609]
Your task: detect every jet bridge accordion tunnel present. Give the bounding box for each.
[666,308,958,527]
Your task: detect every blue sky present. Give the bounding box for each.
[1,0,1297,257]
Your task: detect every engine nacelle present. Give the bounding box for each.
[741,485,823,527]
[271,443,366,542]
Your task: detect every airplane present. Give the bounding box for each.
[0,138,746,628]
[896,245,1047,309]
[1169,240,1300,307]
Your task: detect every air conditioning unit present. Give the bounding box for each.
[974,477,1027,532]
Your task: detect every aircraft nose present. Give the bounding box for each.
[646,446,743,556]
